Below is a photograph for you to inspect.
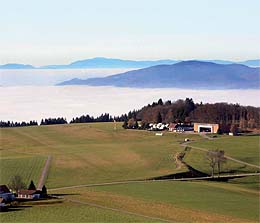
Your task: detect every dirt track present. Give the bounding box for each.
[37,155,52,190]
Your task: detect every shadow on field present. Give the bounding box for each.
[50,193,80,197]
[149,163,209,180]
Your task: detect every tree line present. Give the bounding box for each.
[0,113,128,128]
[0,120,38,128]
[1,98,259,132]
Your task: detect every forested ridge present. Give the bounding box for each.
[1,98,259,132]
[123,98,260,132]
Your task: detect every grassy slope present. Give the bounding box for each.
[1,123,200,188]
[1,123,259,222]
[184,148,257,176]
[0,154,46,186]
[1,200,156,223]
[183,135,260,189]
[190,135,260,165]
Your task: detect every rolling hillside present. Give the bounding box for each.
[1,123,259,222]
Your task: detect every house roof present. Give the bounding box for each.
[169,123,177,129]
[18,190,37,195]
[0,185,10,194]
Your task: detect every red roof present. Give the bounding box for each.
[18,190,37,195]
[0,185,10,194]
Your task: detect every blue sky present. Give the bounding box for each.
[1,0,259,65]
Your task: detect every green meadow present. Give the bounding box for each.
[0,123,259,222]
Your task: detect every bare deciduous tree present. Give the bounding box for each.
[206,149,226,177]
[206,151,217,177]
[8,175,26,193]
[216,150,226,177]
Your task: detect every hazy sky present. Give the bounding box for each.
[1,0,259,65]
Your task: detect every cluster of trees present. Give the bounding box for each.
[190,103,259,132]
[123,98,260,133]
[40,117,67,125]
[135,98,196,124]
[0,120,38,128]
[122,118,139,129]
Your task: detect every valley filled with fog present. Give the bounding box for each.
[1,85,259,122]
[0,68,132,86]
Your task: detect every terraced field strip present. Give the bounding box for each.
[49,172,260,191]
[37,155,52,189]
[51,195,172,223]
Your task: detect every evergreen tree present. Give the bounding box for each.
[42,185,47,195]
[158,98,163,106]
[28,180,36,190]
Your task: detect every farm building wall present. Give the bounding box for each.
[194,123,219,133]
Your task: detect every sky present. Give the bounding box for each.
[1,0,260,66]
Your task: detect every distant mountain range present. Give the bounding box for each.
[58,61,260,89]
[0,57,259,69]
[0,63,35,69]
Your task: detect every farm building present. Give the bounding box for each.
[0,185,15,202]
[194,123,219,133]
[148,123,168,131]
[17,190,41,200]
[168,123,194,132]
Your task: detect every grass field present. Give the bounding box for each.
[189,135,260,165]
[1,123,200,188]
[0,154,46,186]
[0,123,259,222]
[51,180,259,222]
[1,200,156,223]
